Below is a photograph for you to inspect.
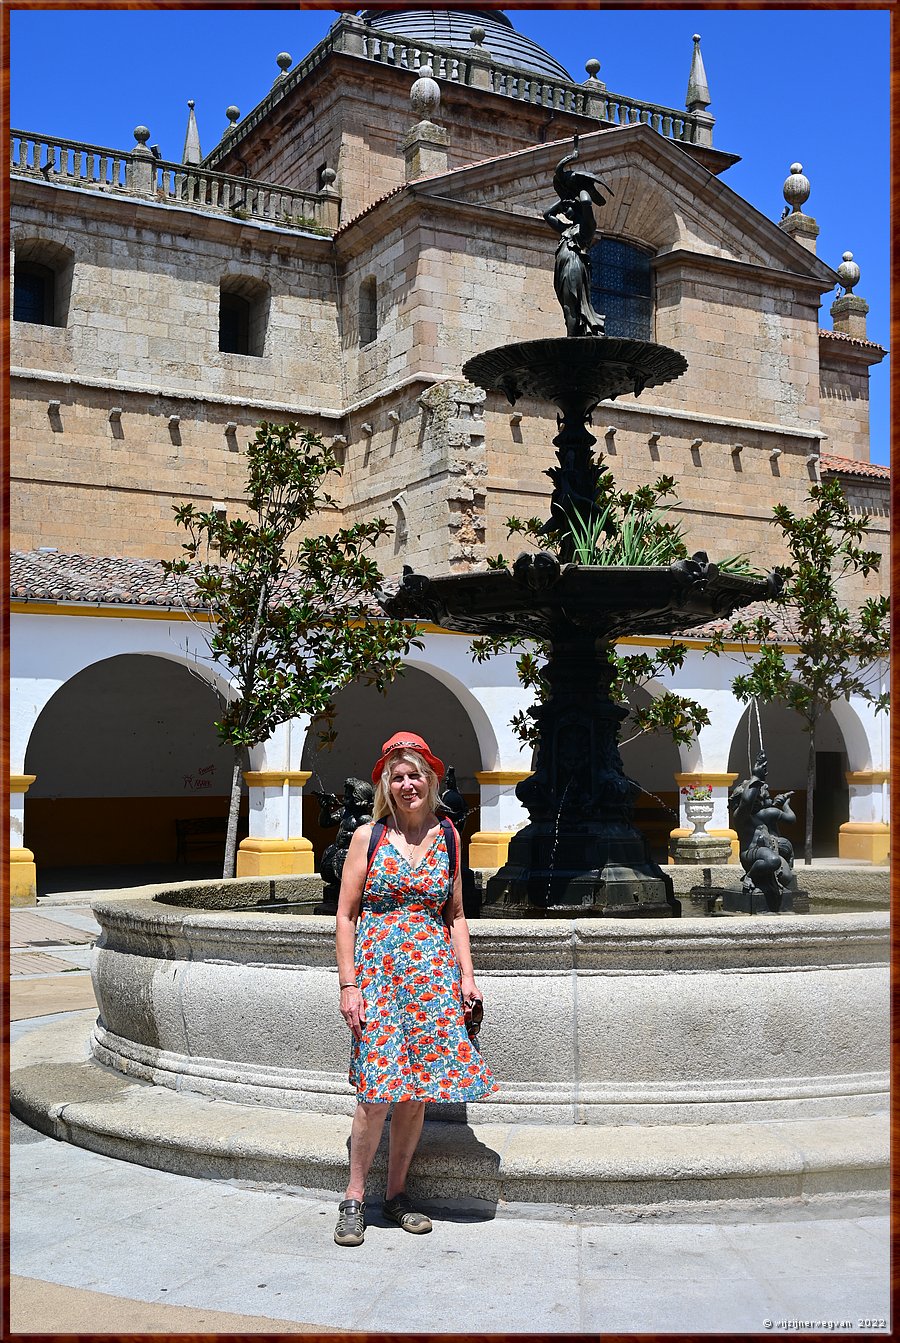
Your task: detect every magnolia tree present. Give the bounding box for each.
[162,422,419,877]
[706,478,889,864]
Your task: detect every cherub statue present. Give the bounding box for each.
[315,777,375,897]
[729,752,798,913]
[543,136,614,338]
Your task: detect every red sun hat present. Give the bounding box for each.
[372,731,445,785]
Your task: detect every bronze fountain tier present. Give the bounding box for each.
[383,141,780,918]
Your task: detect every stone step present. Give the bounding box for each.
[12,1013,888,1222]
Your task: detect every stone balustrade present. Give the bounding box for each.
[11,129,130,189]
[350,24,707,142]
[10,129,340,232]
[204,15,713,168]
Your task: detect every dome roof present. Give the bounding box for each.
[357,9,572,81]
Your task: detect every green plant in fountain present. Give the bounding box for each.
[162,421,420,878]
[477,466,718,752]
[498,470,688,567]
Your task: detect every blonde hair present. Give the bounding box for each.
[373,749,441,825]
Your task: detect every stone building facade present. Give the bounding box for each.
[10,9,889,901]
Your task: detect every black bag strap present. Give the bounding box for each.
[440,817,459,881]
[365,819,389,879]
[365,817,458,881]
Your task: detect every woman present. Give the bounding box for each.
[334,731,497,1247]
[543,192,606,338]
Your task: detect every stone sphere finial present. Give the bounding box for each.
[133,125,151,146]
[585,58,601,80]
[276,51,292,74]
[225,105,240,128]
[783,162,810,214]
[469,24,485,46]
[693,33,702,43]
[321,166,337,190]
[837,251,860,293]
[410,63,441,121]
[187,100,195,110]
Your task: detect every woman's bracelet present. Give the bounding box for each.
[339,982,358,990]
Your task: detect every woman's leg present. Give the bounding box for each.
[385,1099,427,1199]
[345,1101,390,1201]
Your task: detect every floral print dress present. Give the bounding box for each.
[349,828,498,1104]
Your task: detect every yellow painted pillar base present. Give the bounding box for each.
[468,831,514,868]
[838,822,890,865]
[236,837,315,877]
[669,828,739,864]
[10,848,37,906]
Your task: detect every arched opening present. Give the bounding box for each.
[727,700,850,857]
[301,666,482,864]
[619,686,682,861]
[12,238,74,326]
[13,260,56,325]
[219,275,270,356]
[24,653,248,892]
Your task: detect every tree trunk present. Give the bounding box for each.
[804,726,816,866]
[223,750,244,879]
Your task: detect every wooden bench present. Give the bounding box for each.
[174,817,228,863]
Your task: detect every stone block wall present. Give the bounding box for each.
[11,146,885,599]
[818,343,877,463]
[11,182,348,556]
[11,184,343,401]
[11,375,342,558]
[212,60,618,222]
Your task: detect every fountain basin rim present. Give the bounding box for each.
[462,335,689,405]
[381,560,775,641]
[90,897,888,972]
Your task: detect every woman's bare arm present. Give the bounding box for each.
[335,823,372,1040]
[445,867,482,1002]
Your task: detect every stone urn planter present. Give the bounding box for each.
[685,797,715,834]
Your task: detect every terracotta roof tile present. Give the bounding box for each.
[820,453,890,480]
[10,551,191,608]
[10,551,383,613]
[818,328,887,353]
[684,599,796,644]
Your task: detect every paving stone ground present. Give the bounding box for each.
[10,910,97,946]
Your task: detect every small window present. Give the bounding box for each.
[218,279,268,357]
[359,275,377,346]
[13,240,74,327]
[590,238,653,340]
[14,262,55,324]
[219,291,251,354]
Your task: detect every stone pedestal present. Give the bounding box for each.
[671,833,733,866]
[830,293,869,341]
[237,770,314,876]
[841,770,889,863]
[839,822,890,865]
[469,769,531,868]
[779,211,819,253]
[403,120,448,179]
[10,774,37,905]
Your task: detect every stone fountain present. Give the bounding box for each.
[384,141,779,918]
[10,140,887,1220]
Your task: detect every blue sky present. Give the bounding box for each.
[9,6,889,465]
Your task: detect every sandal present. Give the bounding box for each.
[334,1198,366,1246]
[383,1194,432,1234]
